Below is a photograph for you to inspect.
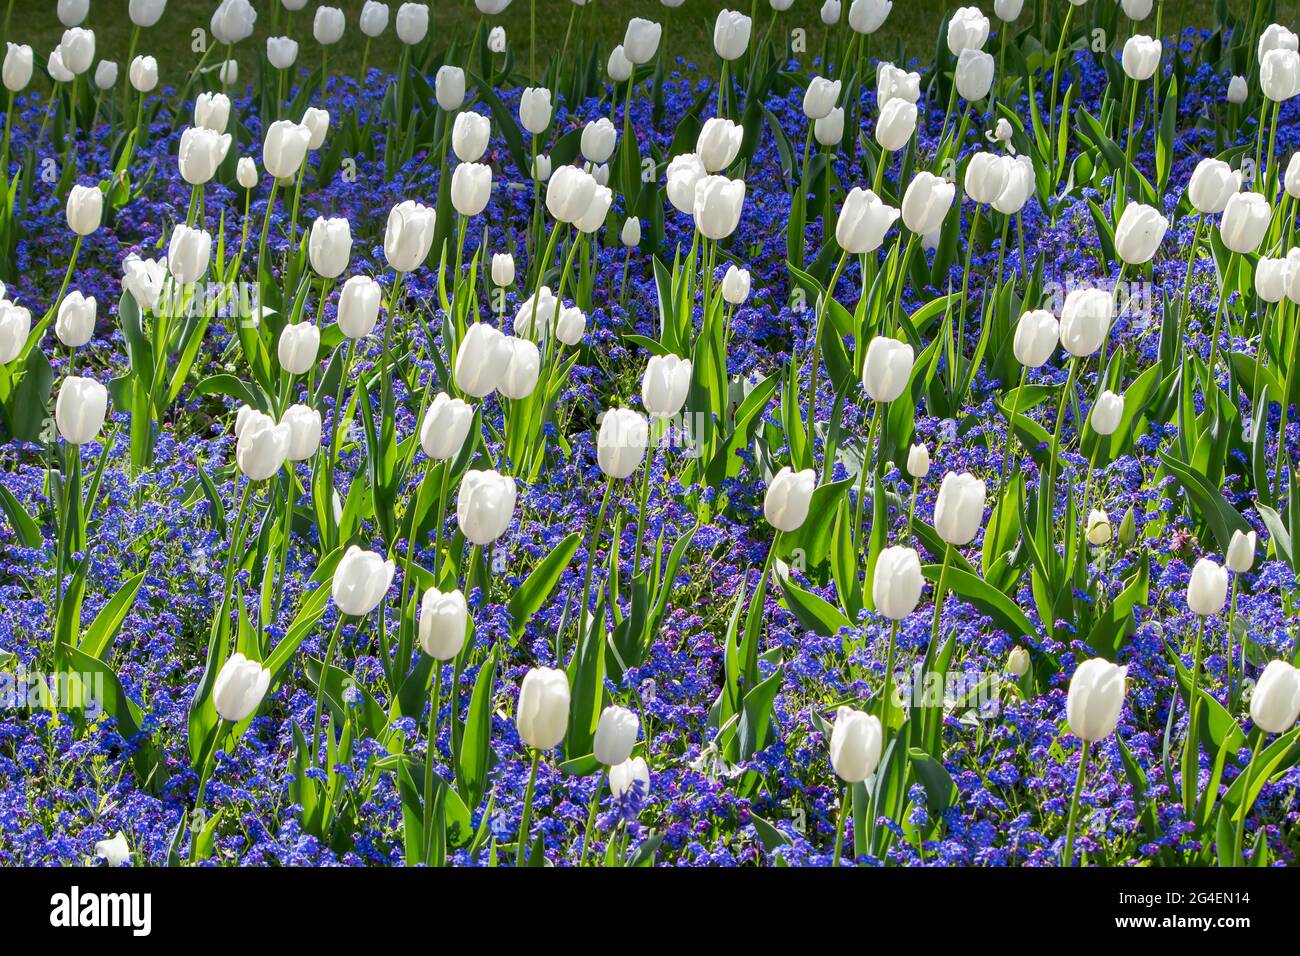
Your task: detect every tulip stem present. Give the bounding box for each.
[421,664,443,865]
[808,250,850,441]
[515,750,541,867]
[1062,738,1090,866]
[1232,730,1263,865]
[880,619,899,731]
[1205,251,1234,393]
[576,769,605,867]
[831,783,850,866]
[952,205,984,394]
[1046,3,1076,194]
[1046,356,1079,527]
[851,399,881,545]
[310,614,349,770]
[1182,614,1207,817]
[997,364,1028,488]
[575,477,614,656]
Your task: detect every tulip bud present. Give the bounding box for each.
[697,117,743,173]
[451,162,493,217]
[360,1,390,38]
[1117,506,1135,546]
[947,6,990,55]
[814,106,844,146]
[278,322,319,376]
[1121,0,1152,17]
[862,336,914,403]
[519,87,552,134]
[218,59,238,86]
[212,652,271,723]
[1013,309,1059,368]
[337,275,383,338]
[623,17,662,64]
[487,26,506,54]
[713,9,752,61]
[877,62,920,106]
[556,305,586,346]
[211,0,257,46]
[1066,658,1127,741]
[581,117,617,164]
[435,65,465,111]
[1187,158,1239,214]
[642,354,692,420]
[906,442,929,478]
[1284,153,1300,199]
[492,252,515,287]
[56,376,108,445]
[901,172,954,235]
[1227,528,1256,573]
[517,666,570,750]
[397,2,430,44]
[129,0,167,29]
[384,200,436,272]
[167,224,211,285]
[94,60,119,91]
[955,48,995,101]
[262,120,312,180]
[665,152,707,213]
[1114,202,1168,265]
[314,6,345,44]
[455,323,511,397]
[607,45,633,83]
[300,107,330,151]
[934,470,986,545]
[3,44,33,92]
[721,264,750,305]
[421,392,475,461]
[848,0,891,33]
[457,469,517,545]
[332,546,395,617]
[875,98,917,152]
[195,94,232,134]
[237,156,258,189]
[129,54,158,92]
[267,36,299,70]
[1227,75,1248,104]
[56,291,96,348]
[594,705,639,765]
[692,175,746,240]
[598,407,649,479]
[836,186,899,254]
[1220,191,1271,254]
[829,706,882,782]
[803,76,841,119]
[419,587,468,660]
[1250,660,1300,734]
[1086,509,1112,546]
[1187,557,1228,616]
[66,184,103,236]
[0,300,30,363]
[764,466,816,532]
[1121,35,1161,81]
[308,216,352,279]
[236,409,290,481]
[873,545,923,620]
[1089,390,1124,436]
[621,217,642,248]
[609,756,650,797]
[1059,288,1113,357]
[820,0,841,25]
[452,111,491,163]
[1007,646,1030,676]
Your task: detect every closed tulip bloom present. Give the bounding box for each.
[665,152,707,214]
[58,28,95,75]
[581,117,617,164]
[491,252,515,287]
[517,667,570,751]
[0,301,30,364]
[267,36,299,69]
[829,706,882,782]
[1121,35,1161,81]
[420,392,475,461]
[607,45,633,83]
[1086,509,1111,546]
[609,756,650,796]
[598,407,649,479]
[901,172,954,234]
[1187,557,1228,616]
[848,0,892,33]
[129,54,158,92]
[574,184,613,234]
[218,59,238,86]
[1121,0,1152,17]
[66,184,102,236]
[95,60,119,90]
[313,6,345,44]
[167,224,211,285]
[1250,660,1300,734]
[713,9,752,61]
[178,126,231,184]
[1256,257,1288,303]
[383,200,436,272]
[500,336,541,399]
[94,832,131,867]
[873,545,923,620]
[282,404,322,461]
[277,321,319,375]
[359,1,389,37]
[814,107,844,146]
[877,62,921,106]
[934,470,987,545]
[212,653,271,723]
[594,706,639,765]
[1187,158,1238,213]
[236,409,290,481]
[513,286,558,340]
[236,156,258,189]
[876,98,917,152]
[1285,153,1300,198]
[121,254,167,310]
[1007,646,1030,676]
[836,186,899,254]
[487,26,506,53]
[419,587,468,660]
[1227,75,1248,104]
[693,175,746,240]
[1059,288,1113,356]
[307,217,352,279]
[532,153,553,181]
[1258,23,1299,61]
[621,217,641,248]
[129,0,167,28]
[820,0,841,25]
[56,291,96,348]
[455,322,511,397]
[722,264,751,304]
[1089,390,1124,436]
[803,76,841,119]
[547,165,598,224]
[697,118,743,173]
[453,111,491,162]
[623,17,662,64]
[1114,202,1168,265]
[211,0,256,45]
[337,274,383,338]
[947,6,989,55]
[301,107,330,150]
[556,305,586,346]
[907,442,930,478]
[519,87,552,133]
[451,162,493,217]
[193,93,228,131]
[262,120,312,179]
[1067,658,1127,741]
[56,376,108,445]
[642,354,692,419]
[862,336,914,403]
[1013,309,1059,368]
[964,152,1010,205]
[3,44,33,92]
[435,65,465,111]
[764,467,816,532]
[1220,191,1271,253]
[397,3,430,43]
[1285,249,1300,305]
[458,469,517,545]
[1227,529,1256,573]
[332,546,395,617]
[992,155,1034,214]
[955,48,995,100]
[1261,48,1300,102]
[993,0,1023,21]
[48,48,74,85]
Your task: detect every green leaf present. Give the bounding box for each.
[506,531,580,638]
